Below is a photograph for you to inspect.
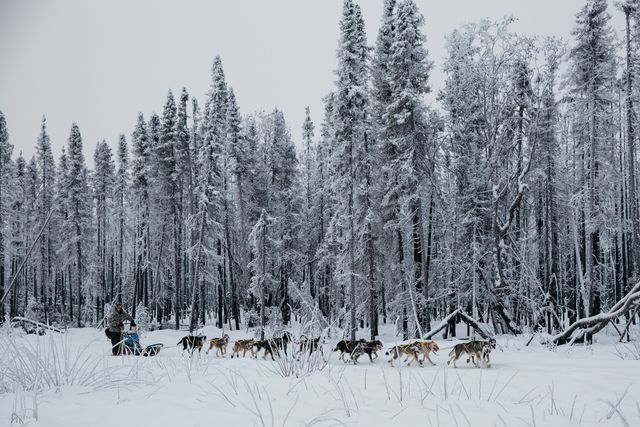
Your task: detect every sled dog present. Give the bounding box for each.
[333,339,366,362]
[206,334,230,356]
[447,338,496,368]
[386,343,422,366]
[411,340,440,366]
[178,335,207,355]
[351,340,384,364]
[230,339,255,358]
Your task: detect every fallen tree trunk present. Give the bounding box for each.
[424,308,492,340]
[457,310,492,339]
[620,305,640,342]
[11,317,64,333]
[547,281,640,346]
[424,308,460,339]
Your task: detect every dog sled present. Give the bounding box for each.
[120,331,164,356]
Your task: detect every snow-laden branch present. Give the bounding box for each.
[424,308,492,340]
[546,281,640,346]
[494,150,533,237]
[11,317,64,333]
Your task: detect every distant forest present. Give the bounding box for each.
[1,0,639,341]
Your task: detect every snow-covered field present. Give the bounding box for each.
[1,324,640,427]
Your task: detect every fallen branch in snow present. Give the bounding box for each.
[10,317,64,334]
[525,334,535,347]
[423,308,461,339]
[619,305,640,342]
[423,308,492,340]
[546,281,640,346]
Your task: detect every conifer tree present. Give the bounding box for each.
[301,107,316,296]
[115,134,129,303]
[225,87,243,327]
[93,140,115,318]
[158,90,183,328]
[267,108,299,325]
[332,0,368,340]
[386,0,433,336]
[131,113,151,317]
[569,0,615,316]
[67,124,91,326]
[191,55,228,331]
[56,148,71,319]
[35,117,55,309]
[0,111,12,320]
[9,154,25,318]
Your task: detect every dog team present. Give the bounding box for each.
[177,332,497,368]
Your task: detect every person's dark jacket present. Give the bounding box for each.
[107,306,135,332]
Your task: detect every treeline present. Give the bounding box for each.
[0,0,639,339]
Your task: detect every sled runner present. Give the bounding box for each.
[121,331,164,356]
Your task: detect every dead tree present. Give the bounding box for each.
[548,281,640,345]
[490,149,534,335]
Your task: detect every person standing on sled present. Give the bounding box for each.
[105,303,136,355]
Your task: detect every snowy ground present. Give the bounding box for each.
[1,323,640,427]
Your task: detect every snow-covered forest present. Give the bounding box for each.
[1,0,639,344]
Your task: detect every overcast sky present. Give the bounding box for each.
[0,0,626,164]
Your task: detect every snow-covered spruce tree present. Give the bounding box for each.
[114,134,129,304]
[93,140,115,321]
[134,302,150,331]
[176,88,192,216]
[10,154,28,318]
[66,124,92,327]
[569,0,616,317]
[314,92,337,321]
[146,111,168,321]
[331,0,369,341]
[370,0,398,335]
[55,148,71,320]
[373,0,409,338]
[363,0,398,340]
[232,98,256,303]
[300,106,316,298]
[35,117,55,313]
[245,115,271,238]
[26,157,38,301]
[356,108,382,340]
[0,111,11,320]
[176,88,194,323]
[249,209,274,340]
[185,95,201,320]
[371,0,396,122]
[225,87,244,328]
[190,55,227,332]
[384,0,434,337]
[6,157,22,319]
[238,116,262,323]
[267,108,300,325]
[157,90,183,328]
[190,96,202,196]
[131,113,151,317]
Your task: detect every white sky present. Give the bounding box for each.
[0,0,626,163]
